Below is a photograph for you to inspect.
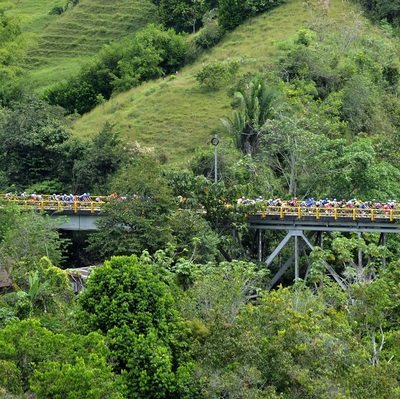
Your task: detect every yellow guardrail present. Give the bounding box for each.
[0,198,105,214]
[255,206,400,222]
[0,195,399,221]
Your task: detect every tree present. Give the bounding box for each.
[182,267,389,398]
[357,0,400,26]
[45,25,186,113]
[0,96,71,190]
[278,43,341,100]
[44,66,112,115]
[71,122,128,193]
[87,156,176,259]
[77,255,196,399]
[0,210,66,289]
[168,210,220,263]
[218,0,287,31]
[341,74,379,134]
[163,164,262,260]
[179,261,273,398]
[152,0,217,33]
[261,113,323,196]
[222,76,278,157]
[2,257,75,320]
[0,319,123,397]
[196,60,239,90]
[218,0,247,31]
[112,24,187,93]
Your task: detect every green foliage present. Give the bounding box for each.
[181,260,268,323]
[163,162,270,258]
[196,59,239,90]
[0,203,20,243]
[52,0,80,15]
[0,212,66,283]
[56,136,88,192]
[182,276,398,398]
[218,0,287,31]
[0,10,21,46]
[0,10,28,104]
[357,0,400,28]
[49,6,65,16]
[152,0,217,33]
[168,210,220,263]
[218,0,248,31]
[166,170,246,230]
[0,319,122,397]
[167,140,277,196]
[2,257,75,320]
[45,24,187,114]
[0,206,74,321]
[31,356,124,399]
[0,308,17,330]
[341,74,379,134]
[0,96,71,190]
[78,255,177,340]
[1,1,400,397]
[325,137,399,198]
[195,19,224,49]
[294,28,315,46]
[114,24,187,92]
[278,41,341,100]
[71,122,129,193]
[87,156,176,259]
[222,76,279,156]
[44,61,115,115]
[77,255,195,398]
[261,108,326,196]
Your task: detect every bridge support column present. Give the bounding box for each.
[266,230,347,291]
[383,233,387,270]
[267,231,316,289]
[249,208,400,290]
[295,234,299,280]
[378,233,387,270]
[358,232,363,270]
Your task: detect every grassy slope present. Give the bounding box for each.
[6,0,356,163]
[7,0,157,93]
[72,0,355,163]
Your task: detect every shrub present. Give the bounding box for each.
[195,21,224,49]
[49,6,64,15]
[196,60,239,90]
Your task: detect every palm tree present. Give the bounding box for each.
[221,76,277,156]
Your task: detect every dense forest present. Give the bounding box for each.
[2,0,400,397]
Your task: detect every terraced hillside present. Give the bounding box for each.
[8,0,157,92]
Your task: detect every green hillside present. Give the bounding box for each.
[72,0,355,163]
[7,0,157,92]
[2,0,391,168]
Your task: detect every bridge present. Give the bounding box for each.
[0,197,106,230]
[248,206,400,289]
[2,196,399,288]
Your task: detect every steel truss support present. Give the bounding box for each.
[378,233,387,270]
[265,229,347,291]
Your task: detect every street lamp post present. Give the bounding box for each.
[211,134,219,183]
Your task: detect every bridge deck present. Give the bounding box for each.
[0,199,103,214]
[2,198,400,232]
[248,206,400,233]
